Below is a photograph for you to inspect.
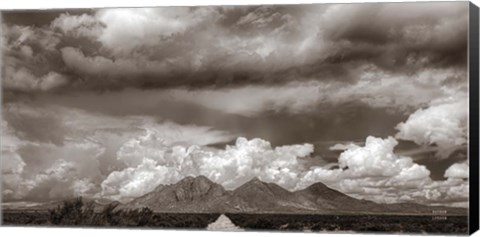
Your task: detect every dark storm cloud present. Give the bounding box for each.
[319,2,468,74]
[2,23,68,92]
[3,105,66,145]
[1,9,93,27]
[1,2,468,92]
[27,88,407,148]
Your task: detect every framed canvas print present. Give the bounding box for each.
[1,0,479,235]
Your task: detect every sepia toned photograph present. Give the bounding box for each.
[0,1,477,234]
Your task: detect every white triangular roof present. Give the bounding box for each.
[207,214,242,231]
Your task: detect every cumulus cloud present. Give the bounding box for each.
[299,136,470,207]
[408,162,470,207]
[298,136,432,203]
[101,135,314,200]
[337,136,430,180]
[99,133,426,206]
[395,97,468,158]
[99,133,468,207]
[444,161,469,179]
[101,158,172,198]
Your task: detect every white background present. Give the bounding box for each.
[0,0,479,237]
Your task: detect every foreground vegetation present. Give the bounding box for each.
[3,197,218,228]
[226,213,468,233]
[2,197,468,234]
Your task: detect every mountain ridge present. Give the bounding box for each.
[117,176,467,215]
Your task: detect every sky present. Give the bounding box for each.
[0,2,471,207]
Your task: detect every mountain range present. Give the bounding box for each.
[116,175,467,215]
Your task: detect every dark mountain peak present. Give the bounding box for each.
[246,177,263,185]
[226,177,321,213]
[168,176,225,202]
[234,177,292,198]
[175,175,220,190]
[179,175,213,185]
[236,177,267,191]
[120,175,228,212]
[173,175,215,186]
[242,177,276,187]
[176,176,196,184]
[297,181,357,202]
[304,182,330,192]
[153,183,166,192]
[301,182,352,199]
[141,176,217,201]
[196,175,210,180]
